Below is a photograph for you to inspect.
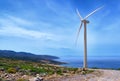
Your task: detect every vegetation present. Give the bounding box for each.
[0,58,93,74]
[7,67,17,73]
[0,57,94,80]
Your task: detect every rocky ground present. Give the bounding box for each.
[1,68,120,81]
[44,69,120,81]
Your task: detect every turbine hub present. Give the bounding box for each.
[82,20,89,23]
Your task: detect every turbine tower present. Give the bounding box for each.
[76,6,103,70]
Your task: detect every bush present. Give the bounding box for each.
[30,67,46,73]
[7,67,16,73]
[56,70,62,75]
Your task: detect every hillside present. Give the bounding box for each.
[0,57,83,81]
[0,50,64,64]
[0,57,120,81]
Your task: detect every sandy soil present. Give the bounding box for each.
[46,69,120,81]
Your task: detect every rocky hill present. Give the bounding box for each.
[0,50,63,64]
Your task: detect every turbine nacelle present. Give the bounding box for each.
[82,20,89,23]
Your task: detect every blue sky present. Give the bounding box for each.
[0,0,120,58]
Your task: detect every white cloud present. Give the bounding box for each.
[7,15,34,26]
[0,15,55,40]
[0,26,53,40]
[0,15,34,27]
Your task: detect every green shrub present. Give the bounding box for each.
[48,71,54,75]
[30,67,46,74]
[7,67,16,73]
[56,70,62,75]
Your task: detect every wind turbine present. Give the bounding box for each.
[76,6,103,70]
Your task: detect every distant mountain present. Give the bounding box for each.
[0,50,64,64]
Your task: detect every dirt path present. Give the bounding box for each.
[97,69,120,81]
[47,69,120,81]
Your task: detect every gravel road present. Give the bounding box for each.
[47,69,120,81]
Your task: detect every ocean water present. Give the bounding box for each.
[58,56,120,69]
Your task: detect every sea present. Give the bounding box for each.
[58,56,120,69]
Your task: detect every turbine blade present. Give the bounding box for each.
[75,22,83,45]
[76,8,83,20]
[84,6,104,19]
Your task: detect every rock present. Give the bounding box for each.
[34,77,43,81]
[40,73,46,77]
[34,74,43,81]
[22,75,27,78]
